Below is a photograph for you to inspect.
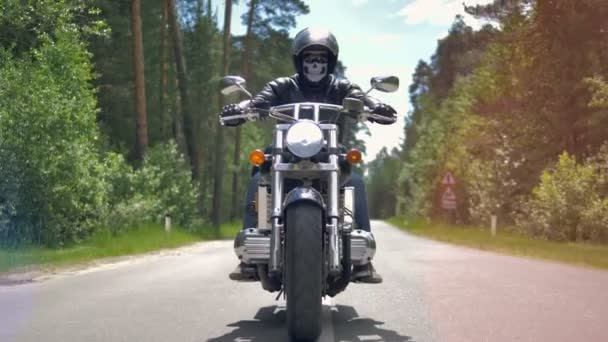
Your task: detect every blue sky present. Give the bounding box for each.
[217,0,492,160]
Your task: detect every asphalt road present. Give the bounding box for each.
[2,220,608,342]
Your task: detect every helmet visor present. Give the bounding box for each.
[303,55,329,64]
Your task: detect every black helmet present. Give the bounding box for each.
[293,27,339,76]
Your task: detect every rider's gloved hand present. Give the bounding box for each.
[370,103,397,124]
[220,103,245,126]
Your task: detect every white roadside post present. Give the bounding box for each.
[165,214,172,233]
[491,215,497,237]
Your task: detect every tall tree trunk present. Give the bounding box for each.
[230,0,257,219]
[131,0,148,161]
[169,31,186,155]
[212,0,233,228]
[172,69,186,152]
[159,0,169,140]
[201,0,215,219]
[194,0,207,215]
[167,0,201,179]
[240,0,256,81]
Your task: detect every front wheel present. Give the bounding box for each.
[285,202,323,341]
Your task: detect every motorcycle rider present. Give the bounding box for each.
[221,27,397,284]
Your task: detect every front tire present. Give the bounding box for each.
[285,202,323,341]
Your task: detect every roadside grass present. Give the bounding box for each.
[0,222,242,274]
[200,221,242,240]
[388,216,608,270]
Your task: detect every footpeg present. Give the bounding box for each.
[228,264,258,282]
[351,263,383,284]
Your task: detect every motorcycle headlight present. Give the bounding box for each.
[285,121,324,158]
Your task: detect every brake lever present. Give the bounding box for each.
[357,112,396,124]
[368,113,396,124]
[262,109,297,123]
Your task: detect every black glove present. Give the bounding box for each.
[220,103,245,126]
[370,103,397,124]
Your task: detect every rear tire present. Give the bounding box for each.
[285,202,323,341]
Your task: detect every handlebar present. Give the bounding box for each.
[220,102,396,126]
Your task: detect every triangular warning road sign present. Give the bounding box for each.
[442,187,456,201]
[442,172,455,185]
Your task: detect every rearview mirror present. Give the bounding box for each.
[220,75,251,98]
[370,76,399,93]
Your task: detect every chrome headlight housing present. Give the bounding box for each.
[285,120,324,158]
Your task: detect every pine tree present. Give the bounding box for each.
[212,0,233,228]
[131,0,148,161]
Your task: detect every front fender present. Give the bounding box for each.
[283,187,326,213]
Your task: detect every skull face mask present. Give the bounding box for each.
[302,51,329,83]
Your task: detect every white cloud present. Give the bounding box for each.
[397,0,493,26]
[351,0,369,7]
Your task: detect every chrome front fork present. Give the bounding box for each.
[269,130,283,273]
[327,127,341,274]
[267,125,342,274]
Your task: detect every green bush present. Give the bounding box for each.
[0,41,201,246]
[518,153,608,242]
[466,160,500,224]
[103,142,201,234]
[136,142,200,228]
[580,199,608,242]
[579,145,608,242]
[0,1,202,247]
[588,143,608,196]
[0,26,107,247]
[107,194,163,234]
[0,145,20,243]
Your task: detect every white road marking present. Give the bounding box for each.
[318,296,336,342]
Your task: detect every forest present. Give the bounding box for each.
[2,0,607,249]
[367,0,608,242]
[0,0,314,247]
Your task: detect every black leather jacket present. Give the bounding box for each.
[252,74,383,111]
[249,74,394,143]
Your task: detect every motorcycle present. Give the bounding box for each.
[220,75,399,341]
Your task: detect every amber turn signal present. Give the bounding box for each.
[249,149,266,166]
[346,149,362,164]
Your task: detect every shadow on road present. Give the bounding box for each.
[206,304,412,341]
[332,305,412,341]
[206,305,287,341]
